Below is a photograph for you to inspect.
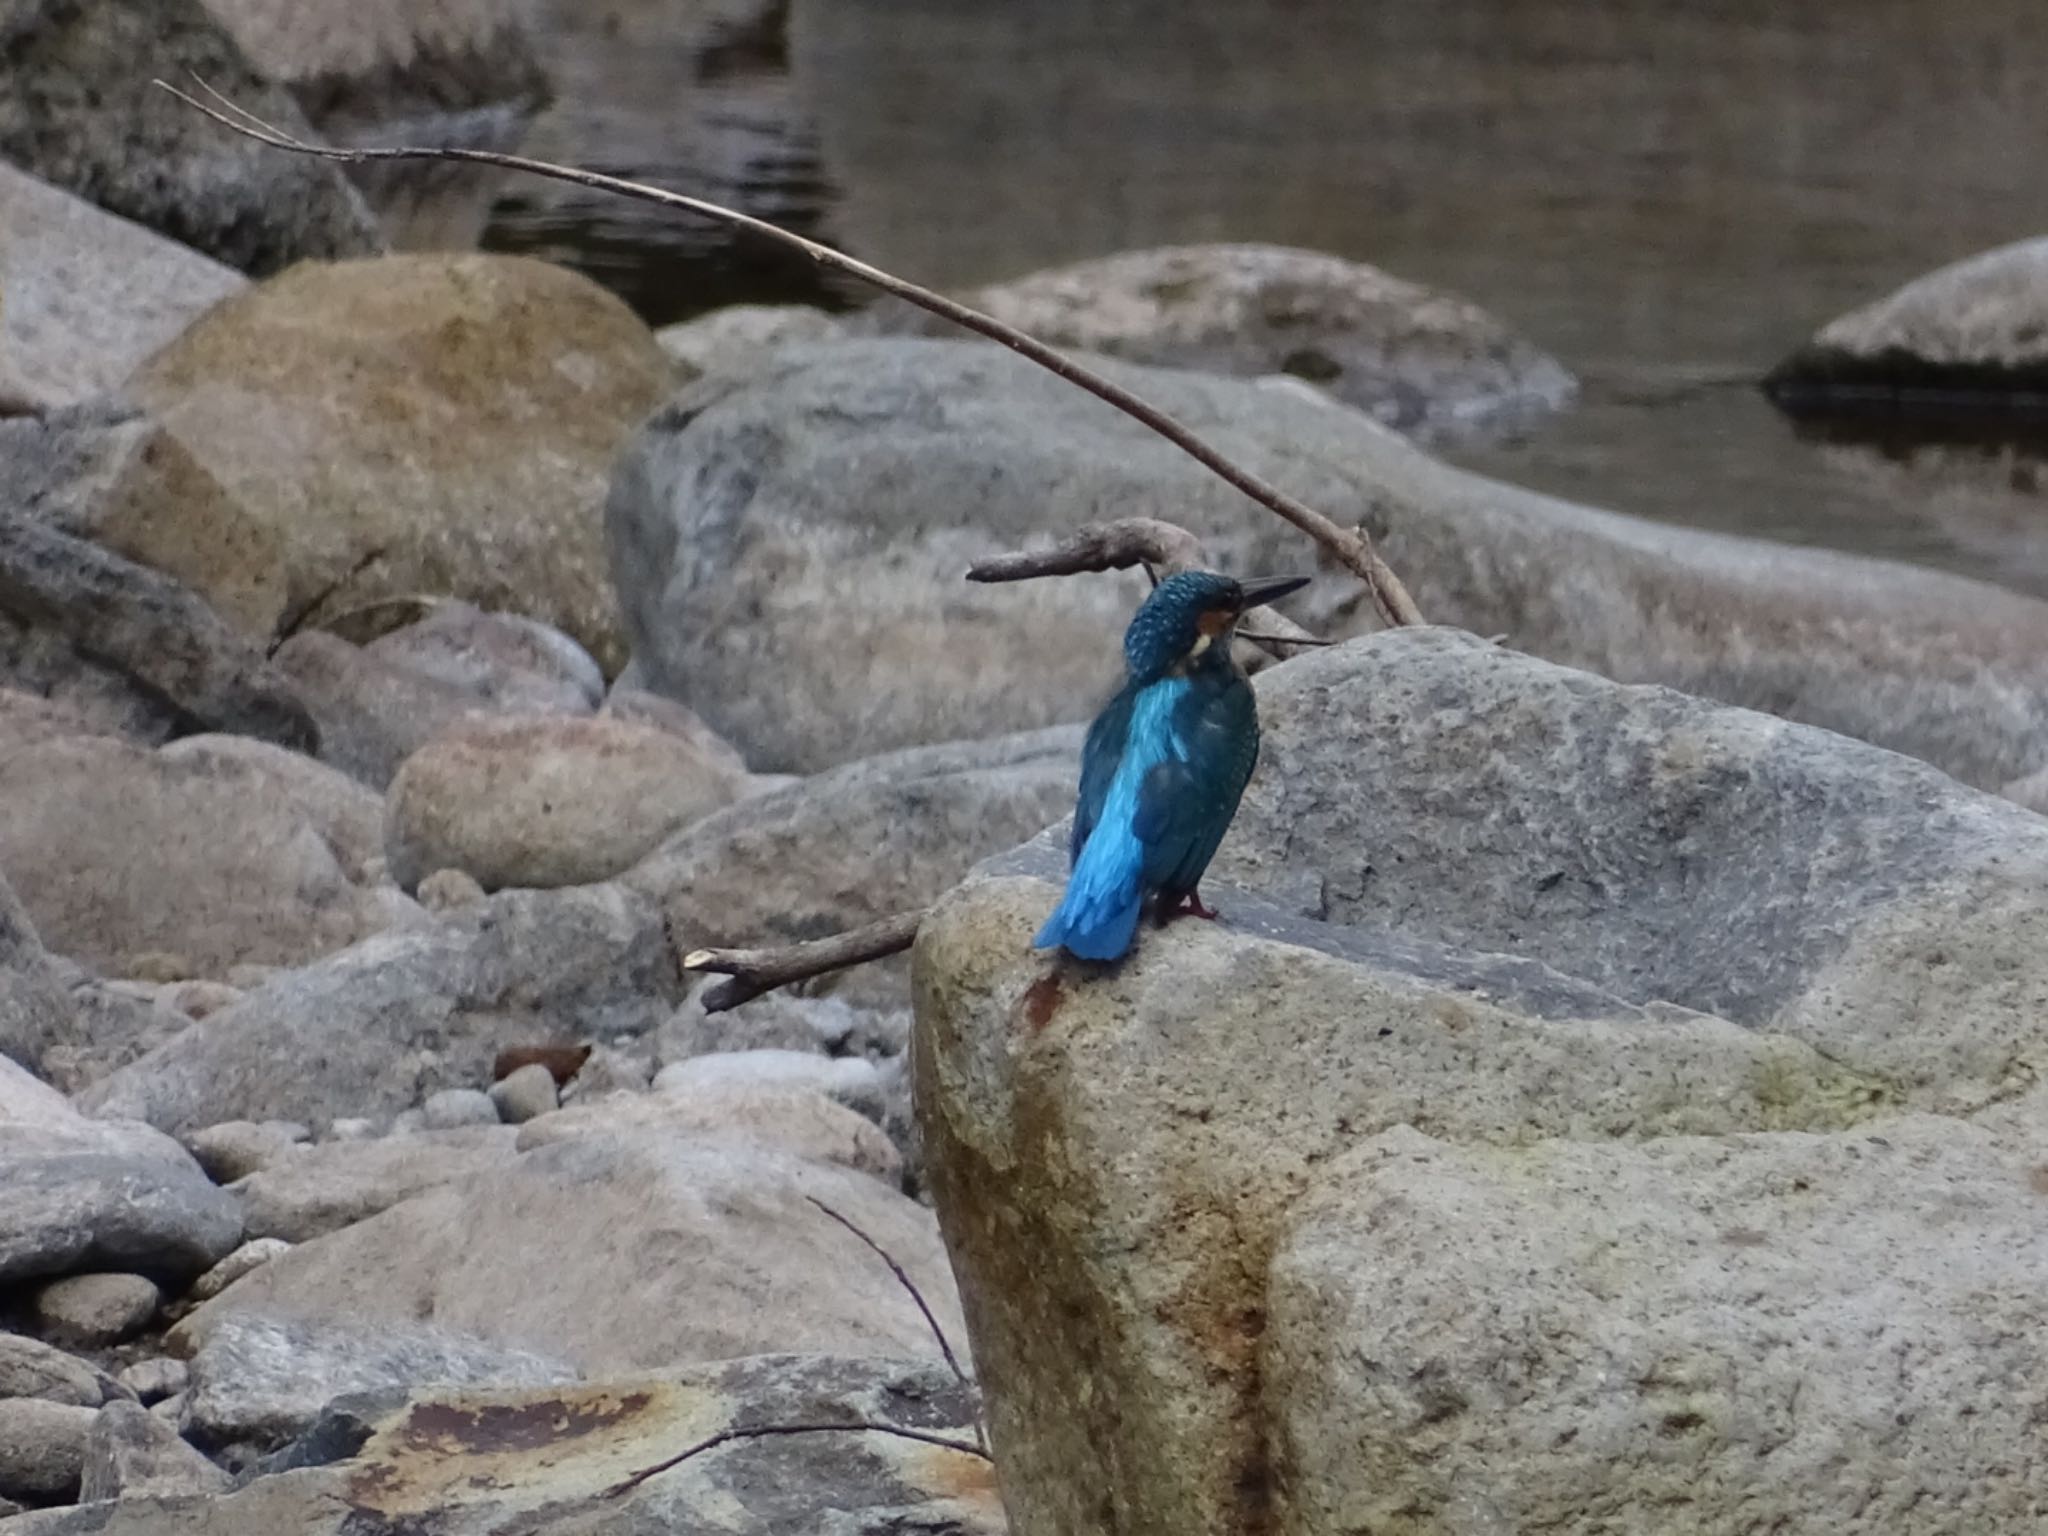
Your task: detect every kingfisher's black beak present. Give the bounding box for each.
[1237,574,1311,611]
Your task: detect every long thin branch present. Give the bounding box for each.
[157,78,1424,630]
[681,909,924,1012]
[600,1419,990,1500]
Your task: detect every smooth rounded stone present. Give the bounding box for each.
[78,1399,228,1503]
[0,164,246,414]
[612,337,2048,799]
[115,1359,188,1408]
[0,1057,243,1287]
[516,1085,901,1182]
[654,1050,888,1123]
[385,713,755,891]
[1767,236,2048,410]
[79,884,682,1135]
[1268,1121,2048,1535]
[366,603,604,713]
[419,1088,500,1131]
[230,1127,519,1244]
[131,254,674,672]
[600,687,755,778]
[180,1314,574,1453]
[912,629,2048,1536]
[656,303,848,378]
[0,1399,97,1500]
[486,1064,557,1125]
[858,242,1576,440]
[323,1118,380,1143]
[180,1121,308,1185]
[172,1135,966,1377]
[414,868,488,912]
[0,0,380,275]
[32,1273,161,1346]
[0,1335,126,1409]
[654,987,836,1064]
[0,731,396,979]
[624,726,1079,1010]
[187,1239,294,1304]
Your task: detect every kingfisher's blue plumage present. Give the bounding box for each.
[1035,570,1307,961]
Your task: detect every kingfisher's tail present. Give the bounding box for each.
[1035,819,1145,961]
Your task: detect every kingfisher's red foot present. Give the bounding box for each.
[1162,890,1220,923]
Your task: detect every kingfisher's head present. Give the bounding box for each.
[1122,570,1310,682]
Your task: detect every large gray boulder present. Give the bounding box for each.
[855,242,1577,440]
[0,1056,241,1286]
[1266,1118,2048,1536]
[607,337,2048,794]
[0,1355,996,1536]
[0,166,244,413]
[80,883,681,1132]
[913,630,2048,1536]
[1766,236,2048,411]
[0,730,398,979]
[171,1133,966,1376]
[0,0,381,274]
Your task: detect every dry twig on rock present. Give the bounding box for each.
[599,1419,990,1501]
[680,909,925,1013]
[156,77,1424,630]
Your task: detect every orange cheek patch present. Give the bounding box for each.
[1196,608,1235,637]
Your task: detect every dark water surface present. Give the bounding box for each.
[489,1,2048,595]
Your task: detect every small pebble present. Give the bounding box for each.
[165,980,244,1020]
[416,867,487,911]
[149,1393,186,1424]
[117,1358,190,1406]
[488,1063,559,1124]
[119,951,193,984]
[33,1274,161,1347]
[187,1238,293,1303]
[421,1088,500,1130]
[326,1117,381,1141]
[224,963,282,990]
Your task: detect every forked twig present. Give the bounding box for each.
[805,1198,979,1421]
[968,517,1328,654]
[682,910,923,1012]
[599,1419,990,1500]
[155,76,1424,630]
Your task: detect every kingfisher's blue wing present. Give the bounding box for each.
[1133,680,1260,894]
[1070,682,1135,866]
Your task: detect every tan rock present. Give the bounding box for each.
[232,1127,519,1243]
[175,1135,964,1375]
[131,254,673,668]
[516,1083,901,1181]
[0,732,395,977]
[386,713,753,890]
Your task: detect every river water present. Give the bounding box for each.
[487,0,2048,597]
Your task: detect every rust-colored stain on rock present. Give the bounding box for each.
[396,1391,654,1456]
[1021,972,1065,1032]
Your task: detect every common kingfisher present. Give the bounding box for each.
[1035,569,1309,961]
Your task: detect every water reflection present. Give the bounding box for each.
[488,0,2048,592]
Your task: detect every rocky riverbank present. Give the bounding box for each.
[8,6,2048,1528]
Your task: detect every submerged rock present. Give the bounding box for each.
[1766,237,2048,412]
[857,242,1577,440]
